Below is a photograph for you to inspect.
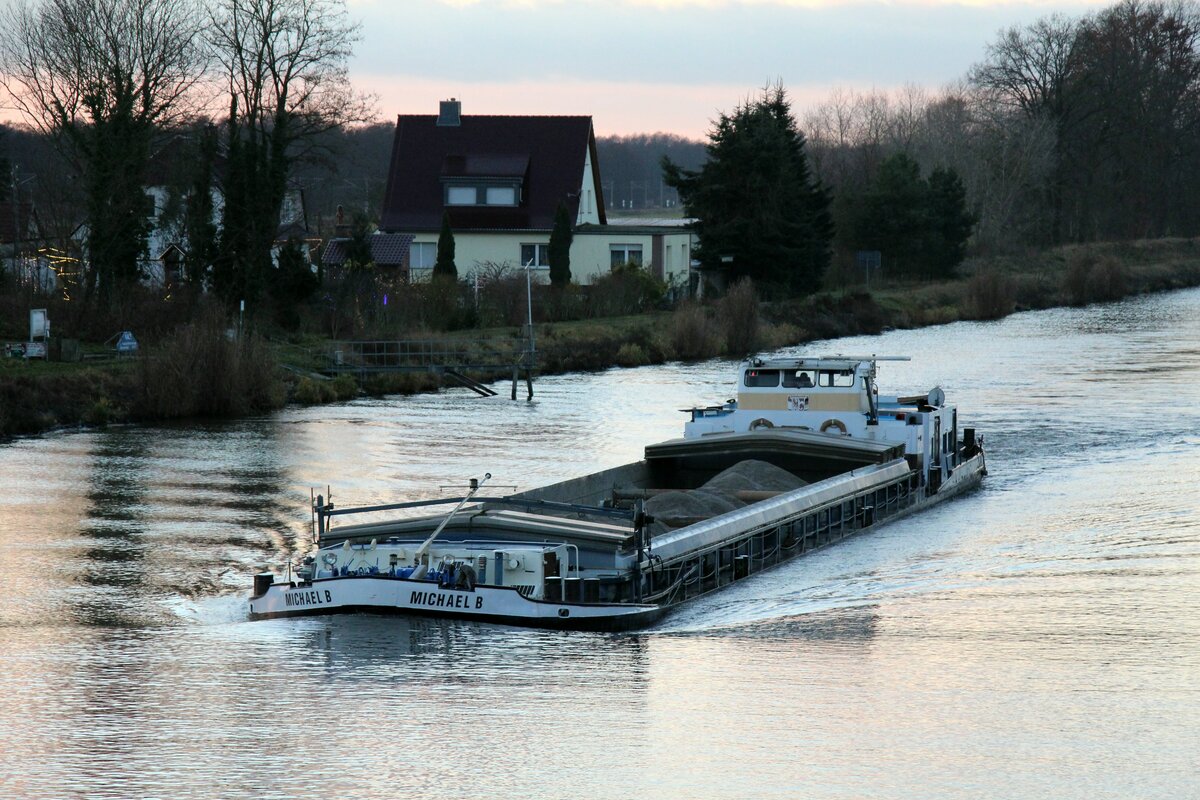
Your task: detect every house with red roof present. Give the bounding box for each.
[380,100,695,287]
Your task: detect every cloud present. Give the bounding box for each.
[421,0,1106,7]
[345,0,1113,136]
[355,73,917,137]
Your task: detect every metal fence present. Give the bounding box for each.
[326,337,535,373]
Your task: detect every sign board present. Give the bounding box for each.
[116,331,139,355]
[30,308,48,339]
[855,251,882,270]
[787,395,809,411]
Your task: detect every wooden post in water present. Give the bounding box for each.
[511,366,519,400]
[525,369,533,400]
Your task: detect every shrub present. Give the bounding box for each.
[136,310,285,419]
[717,278,760,356]
[84,397,115,427]
[966,269,1015,320]
[330,374,358,400]
[587,262,665,317]
[760,321,804,349]
[294,378,325,405]
[361,372,442,396]
[1063,252,1129,306]
[615,342,649,367]
[668,302,721,361]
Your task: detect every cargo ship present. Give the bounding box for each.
[249,355,986,630]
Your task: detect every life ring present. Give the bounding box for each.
[820,418,848,435]
[321,552,338,567]
[749,418,775,430]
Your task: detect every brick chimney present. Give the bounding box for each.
[334,204,351,238]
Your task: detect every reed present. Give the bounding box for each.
[966,269,1016,320]
[1063,252,1128,305]
[718,278,760,356]
[136,312,285,419]
[615,342,650,367]
[667,302,721,361]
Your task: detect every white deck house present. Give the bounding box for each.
[380,100,695,286]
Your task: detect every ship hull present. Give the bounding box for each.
[250,577,666,631]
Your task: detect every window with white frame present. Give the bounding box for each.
[485,186,516,205]
[445,183,521,207]
[609,244,643,268]
[410,242,437,269]
[521,243,550,267]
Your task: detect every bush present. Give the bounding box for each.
[966,269,1015,320]
[472,262,532,327]
[587,262,665,317]
[1063,252,1128,305]
[615,342,649,367]
[760,321,804,350]
[330,374,358,400]
[668,302,721,361]
[361,372,442,396]
[136,310,285,419]
[294,377,328,405]
[717,278,760,356]
[84,397,115,427]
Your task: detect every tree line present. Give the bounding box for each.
[2,0,1198,320]
[0,0,370,321]
[804,0,1200,253]
[668,0,1200,291]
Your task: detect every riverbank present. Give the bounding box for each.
[4,238,1200,438]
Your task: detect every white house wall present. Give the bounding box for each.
[576,145,602,225]
[572,230,693,286]
[409,229,694,286]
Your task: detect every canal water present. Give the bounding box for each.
[1,289,1198,799]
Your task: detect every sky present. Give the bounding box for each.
[349,0,1107,138]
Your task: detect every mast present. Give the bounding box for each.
[408,473,491,580]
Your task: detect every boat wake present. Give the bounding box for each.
[161,592,251,625]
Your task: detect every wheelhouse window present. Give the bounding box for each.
[744,369,780,388]
[818,369,856,388]
[610,244,643,267]
[782,370,816,388]
[521,243,549,267]
[410,242,437,269]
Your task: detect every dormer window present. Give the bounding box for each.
[486,186,515,205]
[444,183,521,206]
[441,154,528,208]
[447,186,478,205]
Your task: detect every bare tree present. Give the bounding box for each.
[970,15,1078,117]
[969,14,1080,241]
[0,0,206,308]
[207,0,375,306]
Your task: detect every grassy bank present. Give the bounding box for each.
[5,238,1200,438]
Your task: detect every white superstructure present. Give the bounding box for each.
[684,356,964,491]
